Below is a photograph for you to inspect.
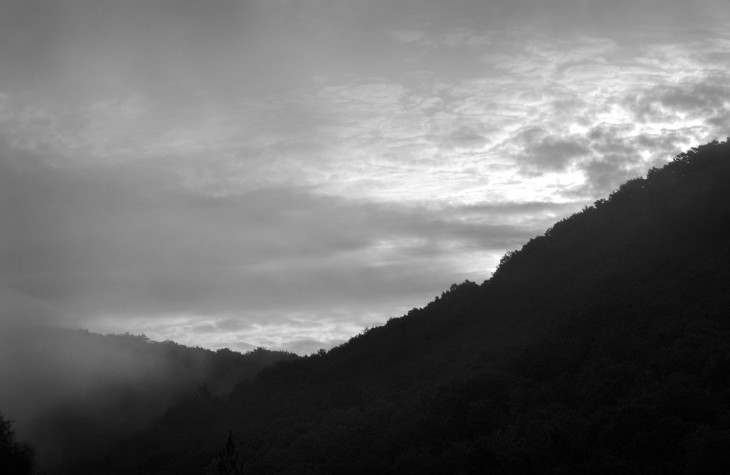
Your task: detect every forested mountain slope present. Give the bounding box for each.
[74,140,730,474]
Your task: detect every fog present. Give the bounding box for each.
[0,322,291,469]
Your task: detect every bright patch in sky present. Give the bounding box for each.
[1,0,729,354]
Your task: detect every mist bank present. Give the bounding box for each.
[0,325,296,470]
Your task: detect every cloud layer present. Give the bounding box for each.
[1,153,549,353]
[1,0,729,352]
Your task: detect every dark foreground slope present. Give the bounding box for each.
[0,327,296,472]
[75,140,730,474]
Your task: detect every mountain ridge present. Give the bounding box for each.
[55,139,730,473]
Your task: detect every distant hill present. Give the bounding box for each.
[0,327,296,471]
[67,140,730,474]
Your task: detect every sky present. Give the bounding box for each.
[1,0,729,355]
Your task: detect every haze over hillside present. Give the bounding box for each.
[0,327,295,471]
[42,140,730,474]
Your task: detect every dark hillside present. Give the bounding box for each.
[71,139,730,474]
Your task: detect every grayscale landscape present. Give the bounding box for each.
[1,1,730,473]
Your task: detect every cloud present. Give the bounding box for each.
[3,0,730,354]
[513,128,591,174]
[439,28,491,49]
[389,28,491,50]
[1,150,546,351]
[476,32,730,195]
[578,157,636,196]
[3,6,726,212]
[390,30,432,46]
[296,27,729,204]
[446,126,490,148]
[623,73,730,131]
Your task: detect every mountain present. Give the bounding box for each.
[0,327,296,472]
[67,139,730,474]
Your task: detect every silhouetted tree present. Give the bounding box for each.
[0,412,35,475]
[217,432,243,475]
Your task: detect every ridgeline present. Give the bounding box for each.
[52,140,730,473]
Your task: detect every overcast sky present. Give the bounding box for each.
[1,0,729,354]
